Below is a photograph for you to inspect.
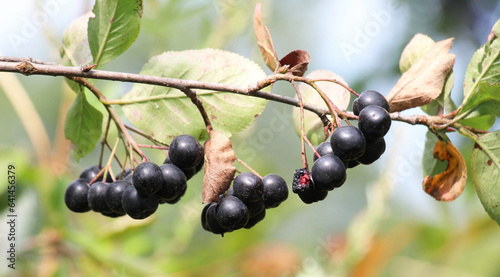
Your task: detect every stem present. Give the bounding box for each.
[182,88,212,132]
[99,116,112,169]
[137,144,169,150]
[292,80,308,169]
[103,138,120,183]
[303,135,320,160]
[235,157,262,178]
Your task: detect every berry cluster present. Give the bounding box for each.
[202,173,288,235]
[64,135,204,219]
[293,90,391,204]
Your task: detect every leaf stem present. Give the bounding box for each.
[235,157,262,178]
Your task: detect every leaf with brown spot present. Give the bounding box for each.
[202,130,236,203]
[279,49,311,77]
[422,138,467,201]
[254,3,279,72]
[386,38,455,112]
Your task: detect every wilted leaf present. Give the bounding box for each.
[422,138,467,202]
[254,3,278,71]
[422,131,448,178]
[471,131,500,226]
[399,33,435,73]
[386,38,455,112]
[279,50,310,77]
[122,49,268,144]
[202,130,236,203]
[292,70,350,145]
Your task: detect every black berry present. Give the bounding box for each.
[353,90,390,115]
[132,162,163,196]
[79,165,113,182]
[64,178,90,213]
[245,199,265,217]
[168,135,203,169]
[262,174,288,208]
[311,155,346,191]
[358,105,391,141]
[313,141,334,162]
[204,202,229,235]
[87,182,111,213]
[121,185,159,219]
[115,168,132,180]
[216,196,249,231]
[156,164,187,201]
[244,209,266,229]
[292,168,312,193]
[232,172,264,203]
[106,180,132,214]
[101,210,125,218]
[330,126,366,161]
[297,185,328,204]
[357,138,386,165]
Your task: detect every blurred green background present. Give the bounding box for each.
[1,0,500,276]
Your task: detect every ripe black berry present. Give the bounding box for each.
[262,174,288,208]
[216,196,249,231]
[244,209,266,229]
[156,164,187,201]
[101,210,125,218]
[297,185,328,204]
[168,135,203,169]
[132,162,163,196]
[245,199,265,217]
[232,172,264,203]
[204,202,229,234]
[311,155,346,191]
[160,184,187,204]
[357,138,386,165]
[64,178,90,213]
[292,168,312,193]
[353,90,390,116]
[87,182,111,213]
[330,126,366,161]
[313,141,334,162]
[106,180,132,214]
[116,168,132,180]
[121,185,159,219]
[358,105,391,141]
[79,165,113,182]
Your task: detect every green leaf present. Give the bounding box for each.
[292,70,351,145]
[60,12,93,91]
[462,32,500,103]
[458,82,500,131]
[88,0,143,67]
[422,131,448,177]
[121,49,268,144]
[471,131,500,226]
[64,89,103,162]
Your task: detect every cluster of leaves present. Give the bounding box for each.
[58,0,500,226]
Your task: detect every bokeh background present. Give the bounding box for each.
[1,0,500,276]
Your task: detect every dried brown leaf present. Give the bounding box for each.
[386,38,455,112]
[422,139,467,202]
[279,49,310,77]
[254,3,279,71]
[202,130,236,203]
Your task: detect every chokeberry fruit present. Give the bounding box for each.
[216,196,249,231]
[106,180,132,214]
[121,185,159,219]
[168,135,203,169]
[358,105,391,141]
[311,155,346,191]
[292,168,312,193]
[245,199,265,217]
[330,126,366,161]
[357,138,386,165]
[204,202,229,235]
[232,172,264,203]
[79,165,113,182]
[297,185,328,204]
[353,90,390,115]
[313,142,334,162]
[244,209,266,229]
[262,174,288,208]
[115,168,132,180]
[157,164,187,201]
[132,162,163,196]
[87,182,111,213]
[64,178,90,213]
[101,210,125,218]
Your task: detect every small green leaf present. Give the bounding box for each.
[471,131,500,226]
[64,89,103,162]
[292,70,351,145]
[88,0,143,67]
[460,82,500,118]
[121,49,268,144]
[462,32,500,102]
[60,12,93,91]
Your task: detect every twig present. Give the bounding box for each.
[182,88,212,132]
[235,157,262,178]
